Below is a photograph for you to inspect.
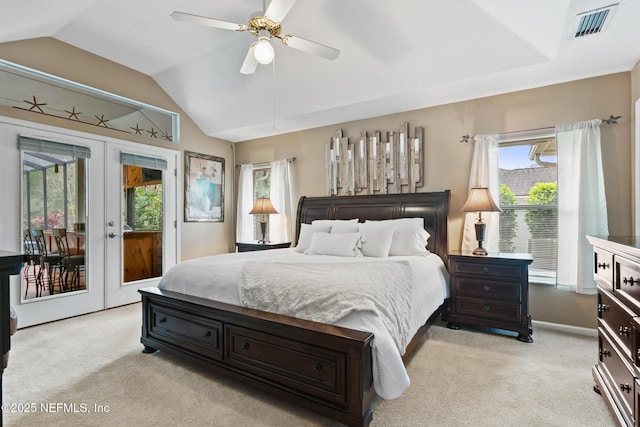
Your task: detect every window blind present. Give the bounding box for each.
[18,136,91,159]
[120,152,167,171]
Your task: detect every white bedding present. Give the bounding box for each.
[158,248,449,399]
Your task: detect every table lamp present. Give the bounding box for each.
[461,187,502,255]
[249,198,278,243]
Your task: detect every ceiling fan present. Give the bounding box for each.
[171,0,340,75]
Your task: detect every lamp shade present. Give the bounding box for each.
[249,198,278,215]
[461,187,502,213]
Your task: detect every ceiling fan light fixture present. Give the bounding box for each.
[254,35,274,64]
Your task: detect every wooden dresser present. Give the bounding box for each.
[588,235,640,427]
[0,251,24,427]
[447,251,533,342]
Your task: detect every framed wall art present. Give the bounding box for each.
[184,151,224,222]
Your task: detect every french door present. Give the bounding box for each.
[2,117,178,327]
[104,142,178,308]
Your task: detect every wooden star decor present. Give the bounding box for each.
[64,106,82,121]
[147,127,158,138]
[130,124,143,135]
[160,130,173,141]
[23,95,47,113]
[95,114,110,127]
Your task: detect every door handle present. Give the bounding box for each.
[107,232,120,238]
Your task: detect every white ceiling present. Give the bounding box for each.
[1,0,638,142]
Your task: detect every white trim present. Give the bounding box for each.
[532,320,597,337]
[634,98,640,235]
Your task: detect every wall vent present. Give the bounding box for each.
[575,3,618,37]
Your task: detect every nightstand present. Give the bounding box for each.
[447,251,534,342]
[235,242,291,252]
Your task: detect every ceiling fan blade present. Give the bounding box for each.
[240,44,259,75]
[171,11,246,32]
[265,0,297,22]
[279,35,340,60]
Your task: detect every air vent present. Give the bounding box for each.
[575,3,618,38]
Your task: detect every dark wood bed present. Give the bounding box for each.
[139,190,450,427]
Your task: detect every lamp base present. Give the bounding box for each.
[473,221,488,255]
[258,221,268,244]
[472,246,488,256]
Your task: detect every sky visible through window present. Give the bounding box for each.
[499,145,557,170]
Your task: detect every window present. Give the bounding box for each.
[498,137,557,284]
[22,153,84,231]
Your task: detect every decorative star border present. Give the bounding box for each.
[15,94,173,141]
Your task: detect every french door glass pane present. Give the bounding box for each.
[122,165,163,282]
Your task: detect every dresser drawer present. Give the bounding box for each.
[598,331,635,422]
[594,247,613,288]
[148,304,223,360]
[598,289,635,360]
[225,325,346,405]
[616,255,640,312]
[450,260,522,280]
[451,277,521,302]
[452,296,521,323]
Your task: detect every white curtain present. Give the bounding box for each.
[556,119,608,294]
[269,159,293,243]
[462,134,500,253]
[236,164,254,243]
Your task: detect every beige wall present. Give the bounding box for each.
[0,38,235,260]
[235,73,633,329]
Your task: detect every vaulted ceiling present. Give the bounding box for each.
[1,0,638,142]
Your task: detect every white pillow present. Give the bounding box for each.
[358,221,395,257]
[295,223,332,253]
[366,218,430,256]
[305,232,363,257]
[312,219,360,234]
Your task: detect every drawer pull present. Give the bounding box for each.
[619,326,632,336]
[599,348,611,358]
[620,383,632,393]
[311,363,322,374]
[159,317,167,323]
[623,276,637,286]
[203,331,211,338]
[598,262,610,269]
[597,303,610,313]
[482,267,490,273]
[241,342,250,351]
[482,285,491,292]
[482,305,491,312]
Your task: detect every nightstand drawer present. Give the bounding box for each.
[451,277,521,302]
[453,297,522,323]
[450,260,522,280]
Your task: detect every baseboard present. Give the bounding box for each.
[532,320,597,337]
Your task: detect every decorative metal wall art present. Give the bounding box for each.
[326,122,424,196]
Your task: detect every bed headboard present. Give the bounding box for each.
[295,191,450,263]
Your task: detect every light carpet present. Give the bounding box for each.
[3,303,616,426]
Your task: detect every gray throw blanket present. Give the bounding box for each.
[238,260,413,351]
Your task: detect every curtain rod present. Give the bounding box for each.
[235,156,297,168]
[459,115,621,143]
